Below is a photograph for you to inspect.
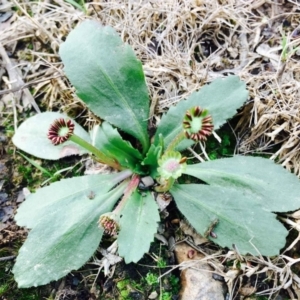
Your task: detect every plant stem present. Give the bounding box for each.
[114,174,140,213]
[114,169,133,183]
[69,134,121,170]
[0,255,15,262]
[165,131,186,153]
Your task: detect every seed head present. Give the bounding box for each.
[98,213,120,236]
[47,118,75,145]
[183,106,213,141]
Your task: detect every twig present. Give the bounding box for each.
[0,42,41,114]
[188,147,205,162]
[0,74,62,96]
[199,141,210,161]
[0,255,15,261]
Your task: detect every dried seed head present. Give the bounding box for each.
[183,106,214,142]
[98,213,120,236]
[47,118,75,145]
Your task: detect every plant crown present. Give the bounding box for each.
[12,20,300,288]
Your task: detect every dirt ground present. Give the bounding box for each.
[2,0,300,299]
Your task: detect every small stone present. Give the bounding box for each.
[148,291,158,299]
[175,243,227,300]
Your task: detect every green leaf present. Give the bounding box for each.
[18,152,53,177]
[171,184,287,256]
[141,144,162,178]
[64,0,86,12]
[59,20,150,153]
[171,156,300,255]
[12,112,91,160]
[15,170,132,229]
[91,122,143,173]
[153,76,248,151]
[118,190,160,263]
[184,156,300,212]
[13,182,127,288]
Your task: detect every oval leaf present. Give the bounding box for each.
[154,76,248,151]
[13,182,127,288]
[171,183,287,256]
[12,112,91,160]
[59,20,150,153]
[118,190,160,263]
[184,156,300,212]
[15,170,132,229]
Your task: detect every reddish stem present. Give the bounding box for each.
[114,174,140,214]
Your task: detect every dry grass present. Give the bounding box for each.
[2,0,300,298]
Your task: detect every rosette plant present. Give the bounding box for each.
[12,20,300,288]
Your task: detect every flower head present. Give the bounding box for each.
[98,212,120,236]
[158,151,187,179]
[47,118,75,145]
[183,106,213,141]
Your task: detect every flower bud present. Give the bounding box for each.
[47,118,75,145]
[98,212,120,236]
[183,106,213,141]
[157,151,187,179]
